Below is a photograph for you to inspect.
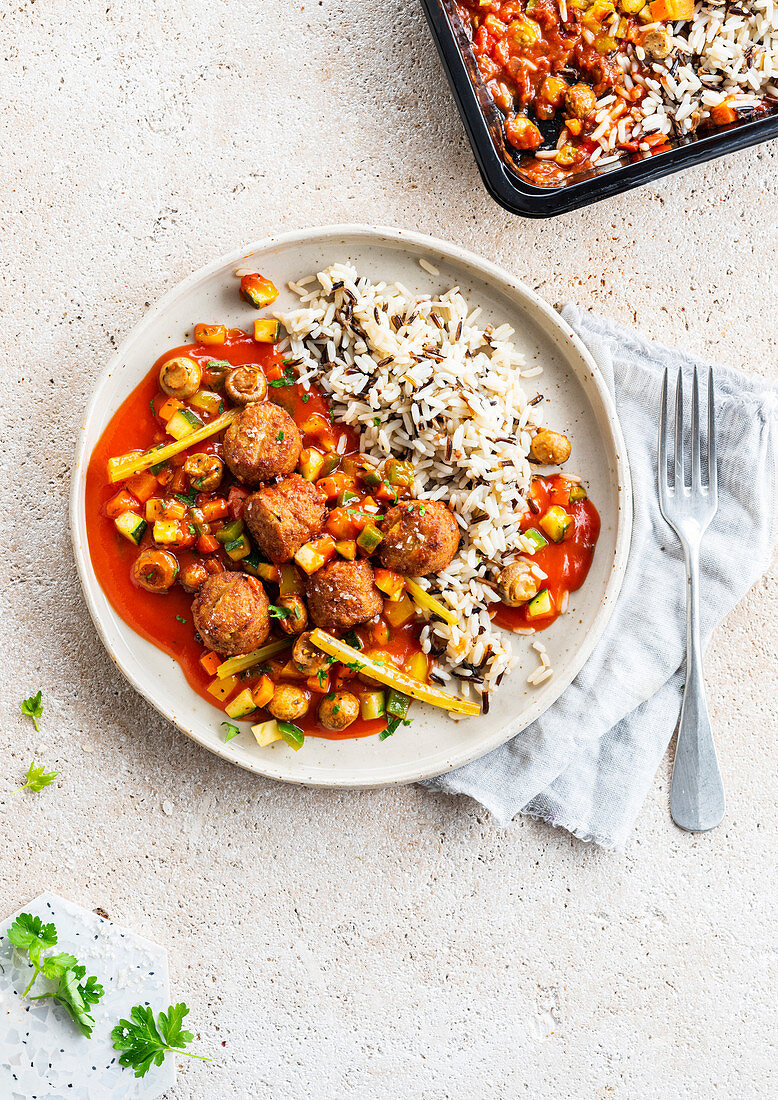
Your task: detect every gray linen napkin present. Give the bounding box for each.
[424,305,778,849]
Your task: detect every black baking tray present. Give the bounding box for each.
[420,0,778,217]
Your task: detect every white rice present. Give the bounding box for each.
[276,262,548,704]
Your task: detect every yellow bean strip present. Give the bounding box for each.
[309,629,481,716]
[404,579,458,626]
[107,409,238,483]
[216,638,292,680]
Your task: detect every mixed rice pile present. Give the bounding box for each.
[276,262,549,709]
[587,0,778,165]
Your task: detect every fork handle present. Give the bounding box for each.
[670,549,725,832]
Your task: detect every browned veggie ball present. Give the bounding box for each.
[529,429,571,465]
[179,561,209,593]
[222,403,301,487]
[306,559,383,635]
[565,83,597,120]
[191,572,270,655]
[318,691,359,731]
[225,365,268,406]
[276,594,308,635]
[378,500,459,576]
[183,452,224,493]
[268,684,309,721]
[132,548,179,593]
[244,475,326,563]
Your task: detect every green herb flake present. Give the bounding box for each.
[372,417,381,427]
[15,760,59,794]
[221,721,241,741]
[301,393,310,403]
[268,604,291,620]
[175,615,187,624]
[21,690,43,732]
[112,1002,210,1079]
[276,431,285,442]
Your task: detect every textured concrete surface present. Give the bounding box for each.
[1,1,776,1097]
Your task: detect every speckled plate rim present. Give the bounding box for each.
[70,224,632,789]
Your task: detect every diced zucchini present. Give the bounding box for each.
[384,458,414,488]
[539,505,571,543]
[224,534,252,561]
[278,563,304,596]
[360,468,382,489]
[153,519,181,544]
[194,323,227,345]
[343,630,364,650]
[356,524,383,553]
[523,527,549,551]
[188,389,222,416]
[298,448,326,481]
[253,562,280,582]
[252,719,282,747]
[386,689,410,720]
[242,548,262,575]
[526,588,554,619]
[294,536,336,575]
[114,511,147,546]
[360,690,386,720]
[166,407,204,441]
[336,488,360,507]
[335,539,357,560]
[215,518,244,544]
[383,593,415,628]
[225,688,257,719]
[276,720,305,751]
[240,274,279,309]
[568,483,588,502]
[404,651,428,683]
[254,318,280,343]
[319,454,341,479]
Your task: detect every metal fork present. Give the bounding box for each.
[658,366,725,832]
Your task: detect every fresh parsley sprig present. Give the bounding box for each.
[21,690,43,731]
[15,760,59,793]
[7,913,58,995]
[112,1003,211,1078]
[268,603,291,620]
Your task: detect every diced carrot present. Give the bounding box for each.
[648,0,693,19]
[325,508,358,540]
[125,470,159,503]
[710,104,738,126]
[105,489,139,518]
[157,397,183,422]
[197,533,220,554]
[227,486,248,520]
[194,323,227,345]
[317,473,354,501]
[200,651,221,675]
[201,498,229,522]
[294,535,337,575]
[566,118,583,136]
[252,675,275,709]
[306,673,330,695]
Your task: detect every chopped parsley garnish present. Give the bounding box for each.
[276,431,285,442]
[221,721,241,741]
[175,615,187,624]
[15,760,59,794]
[379,716,412,741]
[149,398,156,416]
[269,367,296,388]
[175,491,197,507]
[268,604,291,620]
[344,660,365,673]
[21,690,43,731]
[372,417,381,426]
[332,704,341,715]
[301,393,310,403]
[206,359,230,370]
[316,668,328,686]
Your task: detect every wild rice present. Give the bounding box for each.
[277,262,549,703]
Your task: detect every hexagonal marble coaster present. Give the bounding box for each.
[0,892,175,1099]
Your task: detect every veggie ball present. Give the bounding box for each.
[244,474,326,563]
[191,572,270,655]
[529,429,571,465]
[306,559,383,635]
[318,691,359,731]
[222,402,301,487]
[378,500,459,576]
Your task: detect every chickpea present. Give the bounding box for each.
[179,561,208,593]
[225,365,268,406]
[159,356,201,399]
[565,83,597,120]
[292,631,331,675]
[318,691,359,732]
[497,560,540,607]
[132,548,179,593]
[268,684,309,721]
[529,429,571,465]
[184,453,224,492]
[276,595,308,635]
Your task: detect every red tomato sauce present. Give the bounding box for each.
[491,475,600,631]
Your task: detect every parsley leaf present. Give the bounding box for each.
[15,760,59,794]
[276,430,285,442]
[21,690,43,731]
[221,721,241,742]
[344,660,365,673]
[268,603,291,620]
[379,716,412,741]
[8,913,58,981]
[175,491,197,507]
[372,417,381,426]
[301,393,310,403]
[175,615,187,624]
[31,962,105,1037]
[112,1002,211,1078]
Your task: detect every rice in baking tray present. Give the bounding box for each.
[276,262,549,709]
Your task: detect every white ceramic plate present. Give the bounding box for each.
[71,225,632,788]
